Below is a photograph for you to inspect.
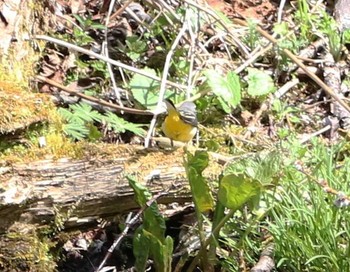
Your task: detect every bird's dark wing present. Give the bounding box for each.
[178,102,198,127]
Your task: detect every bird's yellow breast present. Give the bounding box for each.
[162,111,197,142]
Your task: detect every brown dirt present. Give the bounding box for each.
[206,0,277,22]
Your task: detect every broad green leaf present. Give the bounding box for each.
[187,150,209,172]
[127,176,166,241]
[143,204,166,242]
[133,227,150,272]
[204,69,241,113]
[164,236,174,267]
[129,68,160,108]
[210,175,226,258]
[143,230,173,272]
[185,151,214,212]
[127,175,152,205]
[218,173,261,210]
[247,68,276,96]
[226,71,241,107]
[224,150,282,186]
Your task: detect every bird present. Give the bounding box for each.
[162,99,198,144]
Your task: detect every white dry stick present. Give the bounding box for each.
[103,0,125,107]
[144,13,189,148]
[184,0,250,58]
[234,43,273,74]
[154,0,181,22]
[277,0,286,24]
[34,35,187,90]
[274,78,299,99]
[300,125,331,144]
[186,7,199,100]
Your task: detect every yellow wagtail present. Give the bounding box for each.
[162,99,198,143]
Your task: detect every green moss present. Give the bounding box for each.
[0,223,57,271]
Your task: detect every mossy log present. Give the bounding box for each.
[0,146,203,232]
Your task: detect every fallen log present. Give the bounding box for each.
[0,146,199,232]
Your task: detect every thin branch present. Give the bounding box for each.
[251,243,275,272]
[144,12,189,147]
[34,35,187,90]
[108,0,133,22]
[184,0,250,58]
[102,0,127,107]
[96,190,169,272]
[231,18,350,115]
[36,75,153,115]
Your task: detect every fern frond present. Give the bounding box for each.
[104,112,146,137]
[62,123,89,140]
[70,103,104,123]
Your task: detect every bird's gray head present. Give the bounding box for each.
[178,101,196,112]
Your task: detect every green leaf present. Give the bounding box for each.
[129,176,173,272]
[126,35,148,61]
[133,227,150,272]
[204,69,241,113]
[185,151,214,212]
[128,175,152,206]
[210,174,226,257]
[247,68,276,96]
[57,108,75,122]
[69,102,104,123]
[104,112,146,136]
[62,123,89,140]
[127,176,166,241]
[226,71,241,107]
[218,173,261,210]
[90,60,107,73]
[164,236,174,267]
[129,68,160,108]
[273,22,289,36]
[143,230,173,272]
[73,28,94,46]
[87,123,102,141]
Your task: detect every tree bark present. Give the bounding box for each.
[0,146,193,231]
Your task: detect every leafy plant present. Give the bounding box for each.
[58,102,145,140]
[129,67,176,109]
[182,150,276,270]
[273,22,304,69]
[125,35,148,61]
[129,68,161,108]
[245,19,260,49]
[73,15,105,31]
[128,176,173,272]
[104,112,146,137]
[295,0,316,41]
[203,69,241,113]
[246,68,275,97]
[71,15,104,46]
[265,140,350,271]
[272,99,301,124]
[58,102,103,140]
[318,11,344,61]
[72,28,95,46]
